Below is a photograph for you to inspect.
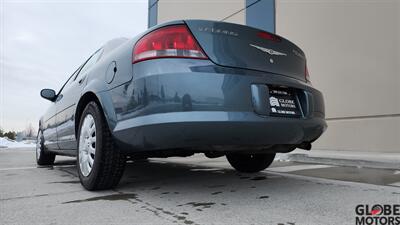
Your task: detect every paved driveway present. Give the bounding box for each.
[1,148,399,225]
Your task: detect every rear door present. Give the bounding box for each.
[53,66,82,150]
[185,20,307,81]
[55,48,103,150]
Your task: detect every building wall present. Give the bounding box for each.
[149,0,276,32]
[154,0,245,26]
[276,0,400,153]
[149,0,400,153]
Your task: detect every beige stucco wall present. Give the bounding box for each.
[154,0,400,153]
[157,0,245,25]
[276,0,400,152]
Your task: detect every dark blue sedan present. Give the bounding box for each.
[37,20,326,190]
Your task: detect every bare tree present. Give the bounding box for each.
[25,123,35,138]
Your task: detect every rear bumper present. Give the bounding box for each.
[108,59,326,153]
[113,111,326,153]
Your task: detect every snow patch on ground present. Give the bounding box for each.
[0,137,36,149]
[275,153,290,161]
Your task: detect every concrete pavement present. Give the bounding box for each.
[1,148,399,225]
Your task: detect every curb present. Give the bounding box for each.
[279,150,400,170]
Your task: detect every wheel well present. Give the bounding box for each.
[75,92,102,137]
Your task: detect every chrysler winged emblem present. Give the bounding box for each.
[250,44,287,56]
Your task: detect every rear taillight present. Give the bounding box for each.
[305,63,311,82]
[257,31,281,42]
[133,25,208,63]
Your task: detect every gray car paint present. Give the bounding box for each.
[39,19,326,156]
[185,20,307,81]
[111,58,325,152]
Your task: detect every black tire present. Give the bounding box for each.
[226,153,275,173]
[77,101,126,191]
[36,130,56,165]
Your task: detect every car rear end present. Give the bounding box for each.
[111,20,326,153]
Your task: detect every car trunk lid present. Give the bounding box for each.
[185,20,307,81]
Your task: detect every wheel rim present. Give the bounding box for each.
[79,114,96,177]
[36,132,42,160]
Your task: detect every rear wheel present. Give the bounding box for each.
[77,101,126,191]
[226,153,275,173]
[36,130,56,165]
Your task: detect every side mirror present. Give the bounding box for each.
[40,89,56,102]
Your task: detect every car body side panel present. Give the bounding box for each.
[42,38,135,151]
[41,108,59,150]
[55,71,88,150]
[81,39,137,132]
[55,103,77,149]
[99,39,136,90]
[82,80,119,131]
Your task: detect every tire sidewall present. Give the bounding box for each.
[77,102,105,189]
[226,153,276,173]
[36,129,55,165]
[36,130,43,163]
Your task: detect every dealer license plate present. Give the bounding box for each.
[268,87,301,117]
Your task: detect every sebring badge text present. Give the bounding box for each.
[355,204,400,225]
[198,27,239,37]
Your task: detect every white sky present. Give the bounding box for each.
[0,0,148,132]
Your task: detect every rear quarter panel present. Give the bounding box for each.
[81,38,137,132]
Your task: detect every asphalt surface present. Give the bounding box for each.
[1,148,399,225]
